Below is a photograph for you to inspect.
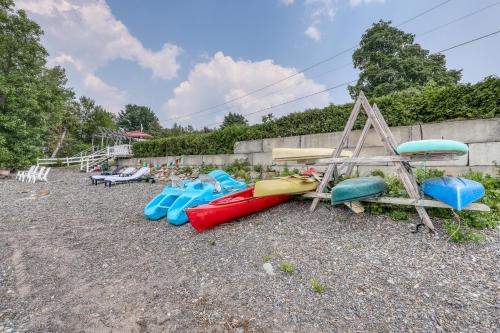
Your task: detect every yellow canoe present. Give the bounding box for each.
[272,148,352,162]
[254,176,319,197]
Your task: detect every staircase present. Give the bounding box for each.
[37,144,133,172]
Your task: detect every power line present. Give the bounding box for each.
[207,28,500,128]
[204,80,357,127]
[437,29,500,53]
[417,1,500,37]
[395,0,453,27]
[172,62,352,122]
[165,0,455,122]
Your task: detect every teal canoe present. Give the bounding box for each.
[396,140,468,156]
[331,176,387,205]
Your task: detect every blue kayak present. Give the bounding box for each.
[396,140,468,156]
[422,177,485,211]
[144,170,246,225]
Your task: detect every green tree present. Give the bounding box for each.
[76,96,116,142]
[348,20,461,98]
[262,113,274,123]
[117,104,161,135]
[221,112,248,129]
[0,0,71,168]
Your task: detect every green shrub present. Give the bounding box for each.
[253,164,263,173]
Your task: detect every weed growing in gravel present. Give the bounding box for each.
[310,278,326,293]
[208,239,216,246]
[262,254,272,262]
[444,220,482,243]
[255,220,263,226]
[278,261,295,273]
[387,210,409,221]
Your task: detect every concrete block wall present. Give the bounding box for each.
[121,118,499,176]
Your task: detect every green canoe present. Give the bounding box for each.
[331,176,387,205]
[396,140,468,156]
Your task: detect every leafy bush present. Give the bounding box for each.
[133,77,499,158]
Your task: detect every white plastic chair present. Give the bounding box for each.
[27,166,45,183]
[16,166,35,180]
[39,167,51,182]
[20,165,39,182]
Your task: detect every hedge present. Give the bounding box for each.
[133,76,500,157]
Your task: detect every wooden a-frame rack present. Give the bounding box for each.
[304,92,490,232]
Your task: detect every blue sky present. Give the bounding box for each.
[17,0,500,128]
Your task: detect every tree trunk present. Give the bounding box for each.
[51,127,67,158]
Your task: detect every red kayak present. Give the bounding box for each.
[186,187,290,231]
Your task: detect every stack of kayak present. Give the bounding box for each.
[396,139,484,210]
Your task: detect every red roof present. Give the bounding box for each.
[123,130,153,139]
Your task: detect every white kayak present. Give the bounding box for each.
[272,148,352,162]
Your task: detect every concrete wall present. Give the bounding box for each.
[121,118,500,176]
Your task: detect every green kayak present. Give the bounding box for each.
[396,140,468,156]
[331,176,387,205]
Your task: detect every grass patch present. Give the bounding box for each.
[262,254,272,263]
[387,210,409,221]
[444,220,482,243]
[208,239,216,246]
[278,261,295,273]
[310,277,326,294]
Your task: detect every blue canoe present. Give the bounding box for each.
[396,140,468,156]
[422,177,485,211]
[144,170,246,225]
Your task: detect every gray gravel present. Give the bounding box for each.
[0,169,498,332]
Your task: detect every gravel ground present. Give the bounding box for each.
[0,169,498,332]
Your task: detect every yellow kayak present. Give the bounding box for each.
[254,176,319,197]
[272,148,352,162]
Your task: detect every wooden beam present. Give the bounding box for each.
[310,98,363,212]
[302,193,491,212]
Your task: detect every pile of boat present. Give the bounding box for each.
[144,139,485,231]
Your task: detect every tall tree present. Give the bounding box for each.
[221,112,248,129]
[348,20,461,98]
[117,104,161,135]
[75,96,116,143]
[0,0,53,168]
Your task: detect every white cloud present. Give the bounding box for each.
[280,0,296,5]
[81,73,127,113]
[16,0,182,112]
[163,52,330,128]
[304,25,321,41]
[305,0,336,21]
[349,0,385,7]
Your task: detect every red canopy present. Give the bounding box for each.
[123,130,153,139]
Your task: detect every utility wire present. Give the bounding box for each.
[173,62,352,122]
[417,1,500,37]
[206,28,500,128]
[204,80,357,127]
[165,0,455,122]
[437,29,500,53]
[395,0,453,27]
